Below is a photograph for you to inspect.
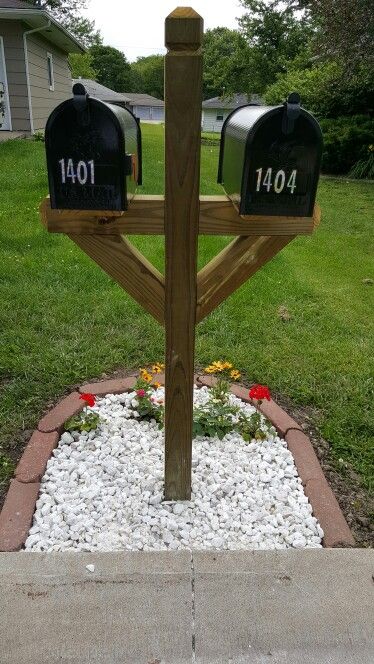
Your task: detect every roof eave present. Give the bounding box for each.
[0,7,86,53]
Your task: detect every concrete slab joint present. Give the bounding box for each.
[0,550,372,663]
[0,375,355,551]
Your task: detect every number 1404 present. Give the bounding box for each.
[256,167,297,194]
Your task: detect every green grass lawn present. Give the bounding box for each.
[0,123,373,496]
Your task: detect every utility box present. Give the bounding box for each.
[45,83,142,211]
[218,93,322,217]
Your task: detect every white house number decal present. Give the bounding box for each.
[256,168,297,194]
[59,158,95,185]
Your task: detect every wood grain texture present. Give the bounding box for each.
[164,9,203,500]
[199,198,319,236]
[196,234,294,323]
[69,234,165,325]
[165,7,203,51]
[42,196,320,237]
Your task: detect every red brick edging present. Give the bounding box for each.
[0,374,354,551]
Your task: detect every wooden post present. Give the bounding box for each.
[164,8,203,500]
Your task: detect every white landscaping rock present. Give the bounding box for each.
[24,386,323,552]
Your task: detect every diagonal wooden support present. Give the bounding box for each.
[196,234,294,323]
[69,234,165,325]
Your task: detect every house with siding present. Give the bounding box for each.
[123,93,164,122]
[0,0,84,134]
[202,93,263,133]
[72,81,165,122]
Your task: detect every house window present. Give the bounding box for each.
[47,53,54,91]
[216,113,224,121]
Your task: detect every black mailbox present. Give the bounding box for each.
[45,83,142,210]
[218,93,322,217]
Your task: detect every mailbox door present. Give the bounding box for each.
[218,105,273,210]
[242,109,322,216]
[46,99,127,210]
[107,102,142,202]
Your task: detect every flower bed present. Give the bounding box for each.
[25,380,324,552]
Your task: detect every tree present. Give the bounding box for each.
[68,52,97,79]
[203,28,252,99]
[238,0,312,92]
[89,45,133,92]
[265,60,373,117]
[290,0,374,77]
[131,55,164,99]
[24,1,101,48]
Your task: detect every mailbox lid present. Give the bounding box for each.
[218,101,323,217]
[45,95,141,211]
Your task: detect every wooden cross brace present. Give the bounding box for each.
[40,196,320,327]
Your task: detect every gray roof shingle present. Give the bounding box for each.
[72,79,131,103]
[72,82,164,107]
[120,93,164,107]
[202,93,263,109]
[0,0,40,8]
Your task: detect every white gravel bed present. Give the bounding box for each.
[25,386,323,552]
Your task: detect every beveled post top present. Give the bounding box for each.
[165,6,203,51]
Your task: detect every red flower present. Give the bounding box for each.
[249,385,271,401]
[136,389,146,398]
[79,393,96,408]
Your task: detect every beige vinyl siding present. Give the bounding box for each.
[28,32,72,131]
[0,20,30,131]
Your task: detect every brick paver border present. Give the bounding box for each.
[0,375,354,551]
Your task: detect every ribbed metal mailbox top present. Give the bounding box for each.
[45,84,142,211]
[218,95,323,217]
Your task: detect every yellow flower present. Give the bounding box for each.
[152,363,165,373]
[230,369,241,380]
[140,368,153,382]
[153,381,161,389]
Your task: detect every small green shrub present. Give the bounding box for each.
[193,400,239,440]
[129,365,165,425]
[64,411,101,433]
[349,147,374,179]
[320,115,374,175]
[33,131,45,142]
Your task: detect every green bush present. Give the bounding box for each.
[264,61,373,119]
[319,116,374,175]
[349,149,374,179]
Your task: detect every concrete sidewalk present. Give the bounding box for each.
[0,549,373,663]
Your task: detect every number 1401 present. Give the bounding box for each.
[256,167,297,194]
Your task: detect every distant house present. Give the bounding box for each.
[72,81,165,122]
[72,78,131,108]
[120,93,164,122]
[202,93,263,133]
[0,0,84,134]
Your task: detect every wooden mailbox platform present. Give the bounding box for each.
[41,196,320,329]
[40,7,321,501]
